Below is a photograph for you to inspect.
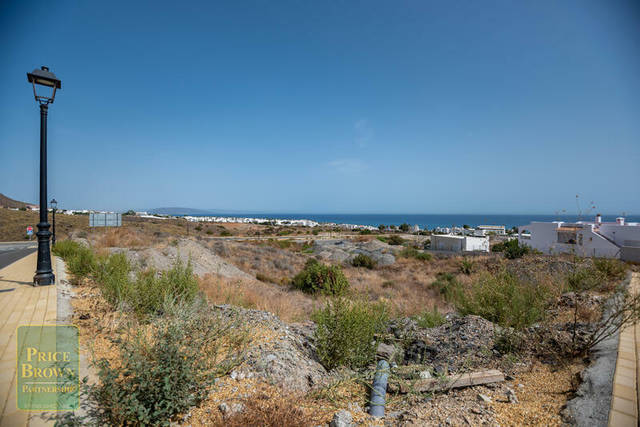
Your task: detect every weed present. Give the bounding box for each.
[566,267,605,292]
[414,306,446,328]
[313,297,389,370]
[492,239,530,259]
[399,247,432,261]
[593,258,627,281]
[431,272,462,302]
[386,235,405,246]
[132,257,199,318]
[53,240,96,283]
[351,254,377,269]
[93,252,132,307]
[455,271,549,330]
[224,392,321,427]
[83,299,247,426]
[292,259,349,296]
[459,257,474,275]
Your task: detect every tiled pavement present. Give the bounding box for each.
[0,252,57,427]
[609,272,640,427]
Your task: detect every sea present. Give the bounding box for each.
[189,213,640,230]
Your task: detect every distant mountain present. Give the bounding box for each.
[148,207,225,216]
[0,193,35,209]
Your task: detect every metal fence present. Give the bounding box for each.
[89,212,122,227]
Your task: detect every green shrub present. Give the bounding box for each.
[351,254,377,269]
[414,306,446,328]
[492,239,530,259]
[432,272,462,302]
[52,240,82,259]
[593,258,627,281]
[292,259,349,295]
[399,223,410,232]
[275,239,293,249]
[566,267,605,292]
[399,247,432,261]
[93,252,132,307]
[455,271,549,330]
[459,257,474,275]
[132,257,199,317]
[220,230,232,237]
[359,229,372,235]
[84,300,247,426]
[66,246,96,281]
[386,235,405,246]
[313,298,389,370]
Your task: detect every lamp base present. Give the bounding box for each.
[33,272,55,286]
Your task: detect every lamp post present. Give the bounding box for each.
[27,66,61,286]
[50,198,58,247]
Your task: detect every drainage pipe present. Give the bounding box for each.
[369,359,390,417]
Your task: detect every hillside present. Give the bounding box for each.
[0,193,34,209]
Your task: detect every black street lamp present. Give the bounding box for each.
[27,66,61,286]
[50,198,58,247]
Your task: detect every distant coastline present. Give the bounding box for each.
[176,213,640,230]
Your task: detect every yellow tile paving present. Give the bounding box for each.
[609,272,640,426]
[0,252,57,427]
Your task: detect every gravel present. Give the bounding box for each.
[313,239,396,266]
[213,304,328,392]
[114,238,253,279]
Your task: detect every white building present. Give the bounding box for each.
[518,216,640,261]
[431,234,490,253]
[477,225,506,235]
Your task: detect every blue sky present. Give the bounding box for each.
[1,0,639,214]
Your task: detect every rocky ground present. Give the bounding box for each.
[313,238,397,266]
[64,228,617,426]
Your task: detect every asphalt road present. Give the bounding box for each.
[0,242,37,270]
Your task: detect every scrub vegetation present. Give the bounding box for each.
[44,214,639,426]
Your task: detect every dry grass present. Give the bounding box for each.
[0,207,89,241]
[222,391,325,427]
[343,256,481,316]
[93,227,153,249]
[199,274,318,322]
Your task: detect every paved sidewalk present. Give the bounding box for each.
[609,272,640,427]
[0,252,57,427]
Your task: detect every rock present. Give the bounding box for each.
[419,370,432,379]
[376,343,396,361]
[393,315,498,372]
[313,239,396,266]
[212,306,328,393]
[330,410,353,427]
[506,388,519,404]
[477,393,492,403]
[218,402,244,417]
[386,410,403,419]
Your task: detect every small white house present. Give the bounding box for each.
[477,225,506,235]
[431,234,490,253]
[518,216,640,261]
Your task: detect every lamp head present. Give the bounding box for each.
[27,66,61,104]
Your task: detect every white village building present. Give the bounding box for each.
[477,225,506,236]
[517,215,640,262]
[431,234,490,253]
